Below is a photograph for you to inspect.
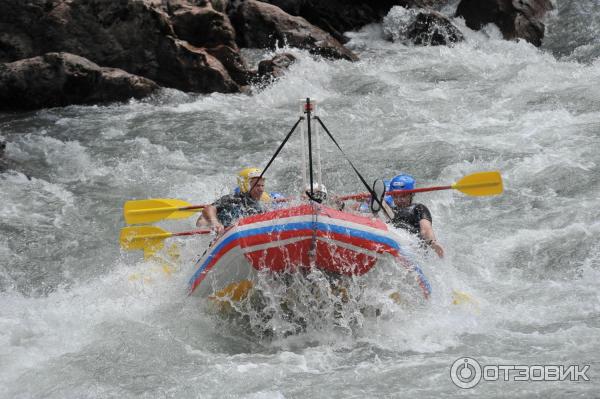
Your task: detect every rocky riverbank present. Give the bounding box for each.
[0,0,552,111]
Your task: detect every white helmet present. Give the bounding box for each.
[305,182,327,201]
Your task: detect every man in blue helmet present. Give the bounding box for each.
[384,174,444,258]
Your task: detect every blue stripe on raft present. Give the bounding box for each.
[233,221,401,249]
[188,229,242,287]
[389,240,432,296]
[188,220,431,296]
[188,221,399,286]
[412,263,431,295]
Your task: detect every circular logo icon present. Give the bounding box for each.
[450,357,482,389]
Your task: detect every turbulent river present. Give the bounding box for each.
[1,2,599,398]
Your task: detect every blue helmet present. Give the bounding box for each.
[383,179,393,205]
[389,174,415,191]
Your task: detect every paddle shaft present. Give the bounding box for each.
[131,229,211,240]
[126,204,205,215]
[336,186,452,202]
[171,229,212,237]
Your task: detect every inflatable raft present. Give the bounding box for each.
[188,203,431,300]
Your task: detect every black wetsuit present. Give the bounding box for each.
[213,192,265,227]
[390,203,432,237]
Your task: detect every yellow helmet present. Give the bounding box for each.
[237,167,263,193]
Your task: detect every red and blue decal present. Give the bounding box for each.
[188,206,431,299]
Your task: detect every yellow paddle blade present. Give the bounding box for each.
[451,290,480,314]
[209,280,254,302]
[119,226,172,254]
[208,280,254,314]
[452,171,503,196]
[452,290,474,305]
[123,198,201,224]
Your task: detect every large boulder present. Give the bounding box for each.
[232,0,358,61]
[258,0,389,43]
[155,0,251,89]
[0,0,241,93]
[206,45,254,86]
[383,7,463,46]
[170,2,237,49]
[257,52,296,80]
[409,11,463,45]
[157,38,239,92]
[257,0,453,43]
[455,0,553,46]
[0,52,159,110]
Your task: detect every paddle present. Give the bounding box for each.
[123,172,502,225]
[120,226,211,257]
[123,194,293,225]
[336,171,503,202]
[123,194,286,225]
[123,198,207,224]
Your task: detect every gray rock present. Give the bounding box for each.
[257,1,453,43]
[232,0,358,61]
[171,3,237,49]
[257,52,296,79]
[206,45,254,86]
[0,0,242,93]
[157,38,240,93]
[0,52,159,110]
[408,10,464,45]
[384,7,463,46]
[456,0,553,46]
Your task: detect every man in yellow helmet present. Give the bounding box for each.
[198,167,267,235]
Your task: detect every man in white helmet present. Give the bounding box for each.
[199,167,267,235]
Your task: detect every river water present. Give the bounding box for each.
[1,2,599,398]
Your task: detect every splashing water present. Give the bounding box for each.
[1,2,600,397]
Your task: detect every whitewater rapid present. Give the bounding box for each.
[1,2,599,397]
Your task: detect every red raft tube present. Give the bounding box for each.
[188,203,431,301]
